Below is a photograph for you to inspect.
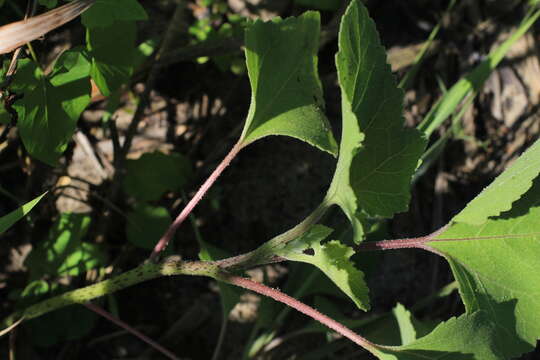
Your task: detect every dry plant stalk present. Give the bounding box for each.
[0,0,95,55]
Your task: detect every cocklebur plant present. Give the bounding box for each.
[1,1,540,359]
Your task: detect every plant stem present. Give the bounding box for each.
[357,231,539,252]
[216,200,331,270]
[357,236,432,251]
[150,140,244,261]
[2,258,218,325]
[218,273,379,355]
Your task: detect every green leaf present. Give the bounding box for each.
[325,0,426,242]
[39,0,57,9]
[50,47,91,86]
[12,55,91,165]
[426,176,540,357]
[126,203,172,249]
[392,303,416,346]
[239,11,338,156]
[87,21,137,96]
[0,192,46,234]
[373,312,499,360]
[25,213,106,279]
[81,0,147,28]
[123,151,192,201]
[277,225,370,310]
[452,139,540,225]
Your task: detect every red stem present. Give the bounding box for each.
[357,230,538,252]
[84,303,180,360]
[222,274,378,353]
[150,140,243,261]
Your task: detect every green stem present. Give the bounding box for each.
[3,201,330,328]
[216,200,331,270]
[2,258,218,326]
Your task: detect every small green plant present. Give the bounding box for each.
[1,0,540,359]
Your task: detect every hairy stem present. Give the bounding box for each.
[357,231,539,252]
[218,273,379,354]
[5,226,535,332]
[216,200,331,270]
[2,258,218,326]
[150,140,244,261]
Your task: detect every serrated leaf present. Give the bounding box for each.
[452,139,540,225]
[123,152,192,201]
[87,21,137,96]
[126,203,172,249]
[325,0,426,242]
[0,192,46,234]
[277,225,370,310]
[81,0,147,28]
[239,11,338,156]
[12,56,91,165]
[373,312,499,360]
[426,176,540,358]
[25,213,106,279]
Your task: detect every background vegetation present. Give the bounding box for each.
[0,0,539,359]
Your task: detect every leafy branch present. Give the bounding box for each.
[1,0,539,359]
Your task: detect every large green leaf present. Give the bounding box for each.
[87,21,137,96]
[123,151,192,201]
[12,52,91,165]
[50,47,92,86]
[81,0,147,28]
[25,213,106,280]
[452,138,540,225]
[325,0,426,242]
[239,11,338,156]
[421,175,540,359]
[277,225,370,311]
[0,192,47,234]
[373,312,500,360]
[126,203,172,250]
